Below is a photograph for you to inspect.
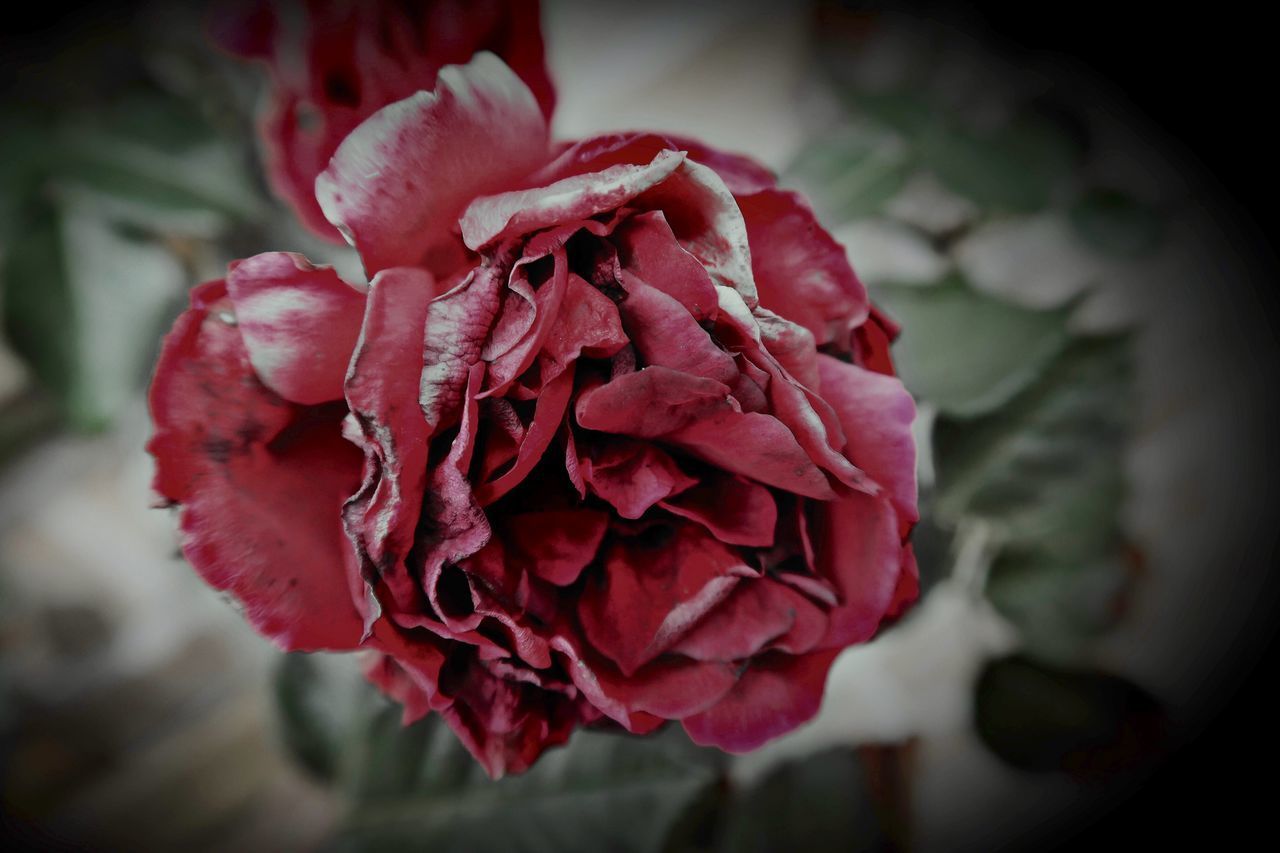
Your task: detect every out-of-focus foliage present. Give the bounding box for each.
[277,653,891,853]
[790,6,1168,778]
[0,5,265,436]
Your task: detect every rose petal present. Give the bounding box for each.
[223,1,555,243]
[542,272,628,366]
[659,473,777,548]
[460,149,686,250]
[633,158,757,307]
[661,133,778,194]
[671,577,827,661]
[475,362,575,505]
[812,491,905,648]
[342,266,437,618]
[224,252,366,406]
[682,650,838,752]
[580,439,697,519]
[506,509,609,586]
[148,281,365,651]
[612,210,718,321]
[317,52,549,273]
[738,188,869,346]
[574,366,734,439]
[817,354,919,527]
[578,523,753,676]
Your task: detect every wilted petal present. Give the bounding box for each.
[682,650,838,751]
[659,473,777,548]
[575,366,734,438]
[812,491,905,648]
[617,272,738,386]
[225,252,366,406]
[612,211,718,321]
[317,53,549,273]
[343,266,437,617]
[506,509,609,586]
[633,158,756,306]
[671,577,827,661]
[461,149,685,250]
[148,281,365,651]
[578,524,753,676]
[580,439,697,519]
[817,354,919,526]
[738,189,869,346]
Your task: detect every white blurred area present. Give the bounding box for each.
[1,2,1274,849]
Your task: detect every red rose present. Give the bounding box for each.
[212,0,555,241]
[149,54,918,777]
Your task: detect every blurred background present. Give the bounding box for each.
[2,1,1276,850]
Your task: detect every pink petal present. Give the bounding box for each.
[659,473,777,548]
[660,133,778,194]
[578,524,753,676]
[617,272,738,386]
[612,210,718,321]
[460,149,685,251]
[574,366,734,439]
[737,188,869,346]
[506,509,610,586]
[812,492,905,648]
[220,1,556,243]
[817,354,919,527]
[542,272,628,366]
[671,577,828,661]
[148,281,365,651]
[682,650,839,752]
[579,440,697,519]
[474,362,575,505]
[224,252,366,406]
[342,266,438,618]
[317,52,549,274]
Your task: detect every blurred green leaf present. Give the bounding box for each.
[715,748,891,853]
[330,718,720,853]
[788,130,914,222]
[933,334,1132,553]
[917,117,1078,212]
[1,198,186,429]
[975,656,1166,779]
[1070,189,1164,258]
[985,550,1132,664]
[873,276,1072,417]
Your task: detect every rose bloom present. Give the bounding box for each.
[149,53,918,777]
[212,0,555,241]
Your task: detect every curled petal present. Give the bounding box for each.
[317,52,549,273]
[148,281,365,651]
[578,524,754,676]
[225,252,366,406]
[817,354,919,527]
[738,189,869,346]
[461,149,685,250]
[682,650,839,752]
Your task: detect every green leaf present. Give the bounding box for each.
[872,276,1072,417]
[715,748,891,853]
[985,550,1133,664]
[787,130,914,222]
[274,653,368,784]
[932,334,1132,554]
[974,656,1166,779]
[917,116,1078,212]
[330,712,721,853]
[0,197,187,429]
[1070,189,1164,258]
